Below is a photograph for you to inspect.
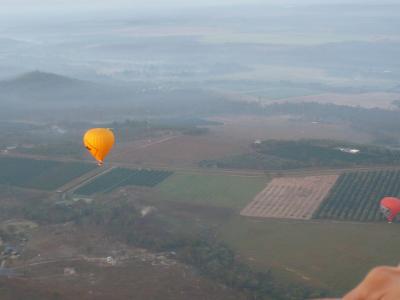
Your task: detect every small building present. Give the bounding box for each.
[141,206,155,217]
[64,267,76,276]
[72,196,93,203]
[106,256,116,266]
[337,147,360,154]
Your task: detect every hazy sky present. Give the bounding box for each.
[0,0,265,17]
[1,0,398,20]
[2,0,396,7]
[1,0,263,7]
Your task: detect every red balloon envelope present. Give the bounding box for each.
[380,197,400,222]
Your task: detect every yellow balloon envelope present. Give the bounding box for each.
[83,128,115,165]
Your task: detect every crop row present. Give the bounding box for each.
[313,170,400,222]
[75,168,173,195]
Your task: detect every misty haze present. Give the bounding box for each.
[0,1,400,299]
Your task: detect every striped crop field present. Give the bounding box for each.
[241,175,338,220]
[75,168,173,195]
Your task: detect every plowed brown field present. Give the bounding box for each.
[240,175,338,220]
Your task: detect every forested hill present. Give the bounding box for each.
[2,71,400,129]
[0,71,86,89]
[0,71,261,120]
[0,71,125,107]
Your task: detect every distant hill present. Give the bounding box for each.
[0,71,87,90]
[0,71,260,121]
[0,71,114,107]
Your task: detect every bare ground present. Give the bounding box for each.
[110,132,249,168]
[1,224,246,300]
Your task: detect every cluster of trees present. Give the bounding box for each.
[314,170,400,221]
[5,198,326,300]
[201,139,400,171]
[173,236,324,300]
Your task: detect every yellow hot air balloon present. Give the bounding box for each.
[83,128,115,166]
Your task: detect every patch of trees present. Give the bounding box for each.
[11,199,326,300]
[173,236,325,300]
[201,139,400,170]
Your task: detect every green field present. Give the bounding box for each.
[75,168,173,195]
[219,217,400,296]
[156,173,268,210]
[0,157,95,190]
[314,170,400,222]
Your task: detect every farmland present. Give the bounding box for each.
[314,170,400,222]
[110,132,249,168]
[75,168,173,195]
[211,116,372,145]
[241,175,338,220]
[219,217,400,295]
[156,173,268,210]
[0,157,95,190]
[202,139,400,170]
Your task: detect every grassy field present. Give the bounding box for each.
[156,173,268,210]
[75,168,173,195]
[0,157,95,190]
[314,170,400,222]
[218,217,400,296]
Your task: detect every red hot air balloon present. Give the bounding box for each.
[380,197,400,223]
